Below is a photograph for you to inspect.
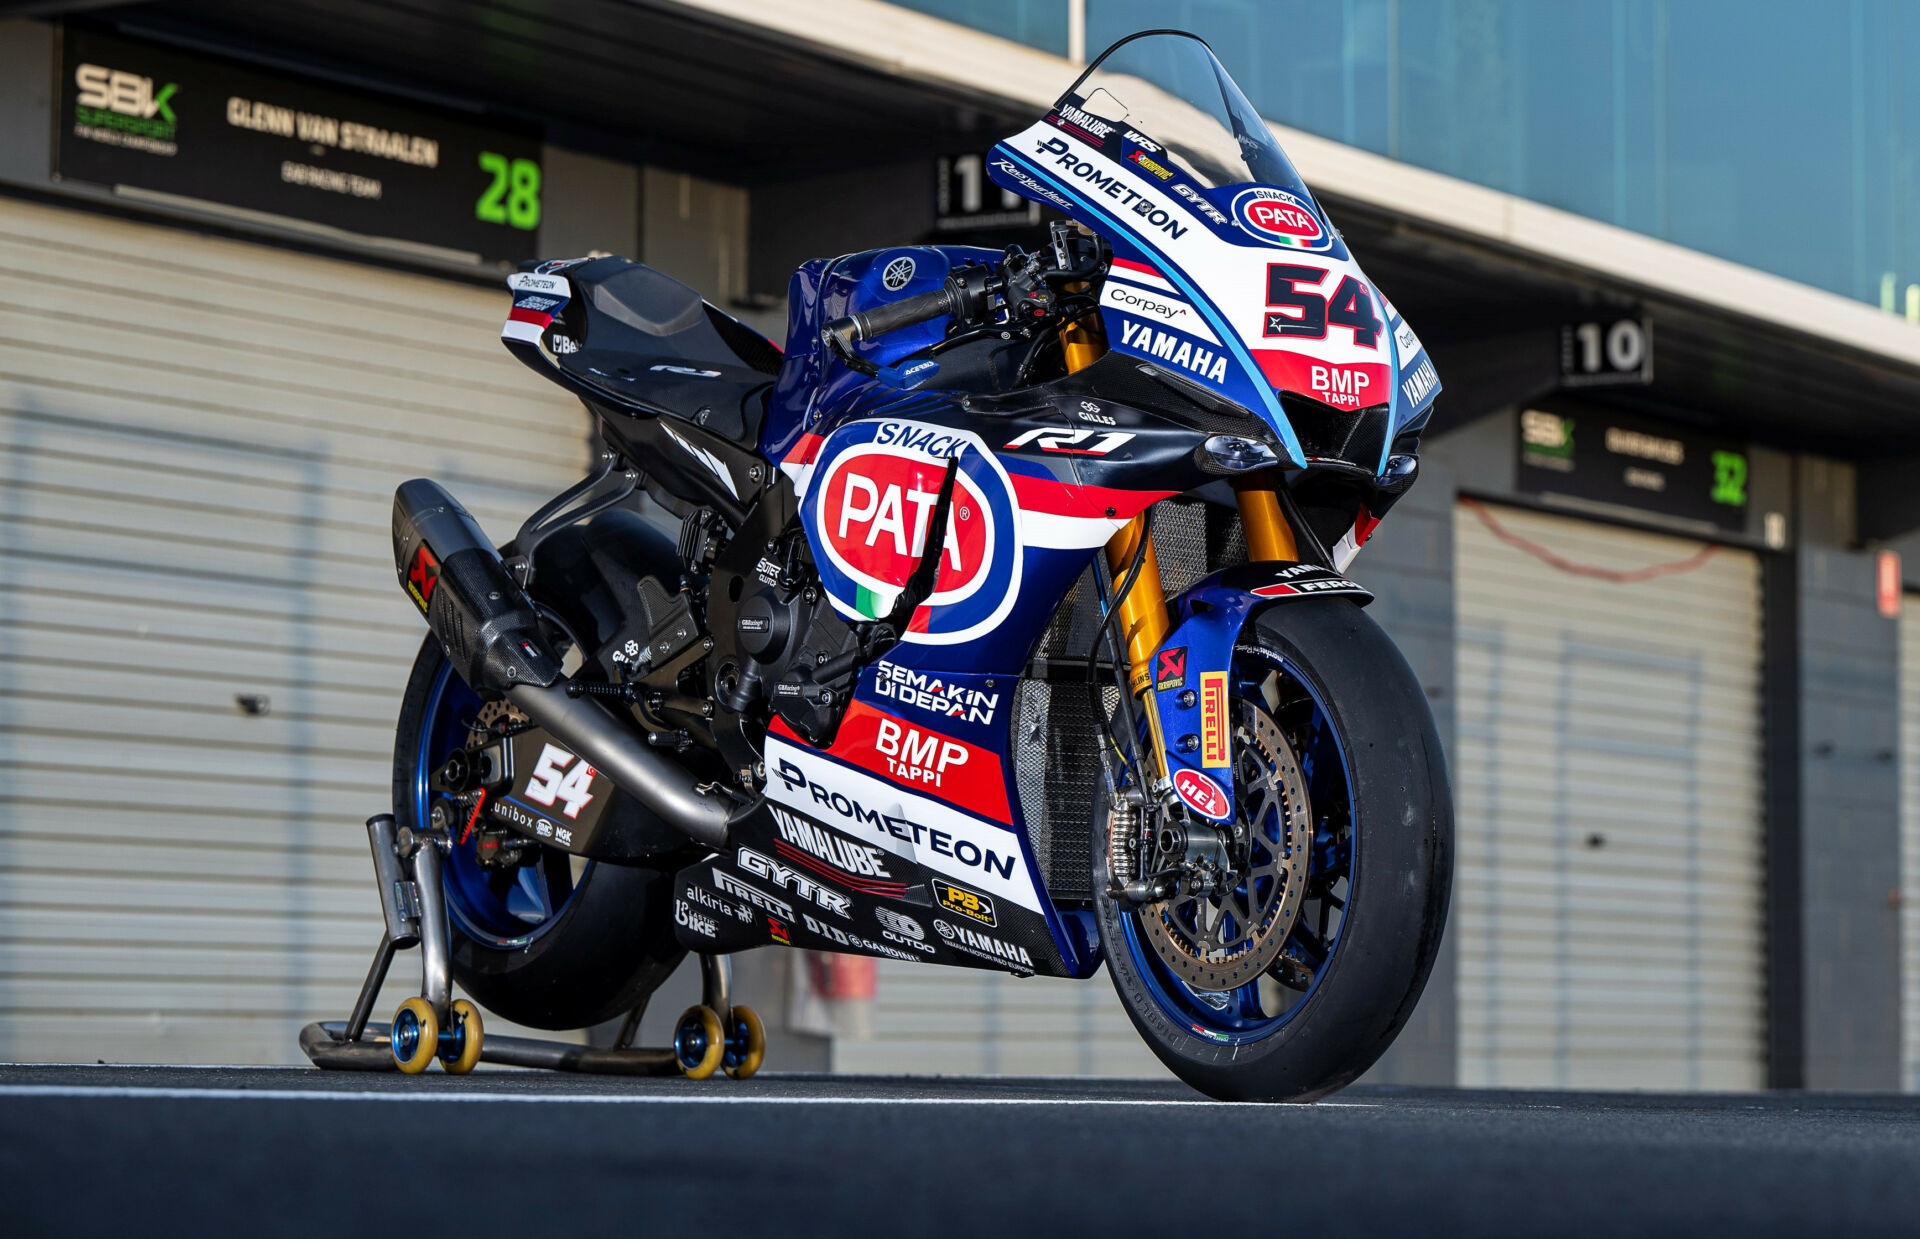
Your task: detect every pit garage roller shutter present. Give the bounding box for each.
[1899,596,1920,1091]
[1454,501,1765,1089]
[0,195,590,1062]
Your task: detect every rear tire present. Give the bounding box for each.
[1095,598,1452,1101]
[390,513,696,1032]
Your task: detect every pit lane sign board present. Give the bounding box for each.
[1517,406,1749,533]
[54,26,544,266]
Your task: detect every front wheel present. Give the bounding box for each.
[1095,599,1453,1102]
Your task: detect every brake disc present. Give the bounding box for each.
[1139,697,1312,993]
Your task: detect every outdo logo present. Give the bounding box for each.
[803,421,1022,645]
[1231,187,1327,250]
[1173,768,1231,821]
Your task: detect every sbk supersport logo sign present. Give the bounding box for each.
[803,421,1021,646]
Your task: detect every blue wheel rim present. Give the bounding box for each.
[1119,647,1357,1047]
[412,657,589,948]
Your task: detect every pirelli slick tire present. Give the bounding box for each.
[390,517,693,1032]
[1094,598,1453,1103]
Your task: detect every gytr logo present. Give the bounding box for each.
[75,63,178,142]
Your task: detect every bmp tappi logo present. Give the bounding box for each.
[1231,187,1328,251]
[74,63,178,142]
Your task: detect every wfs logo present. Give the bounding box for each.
[802,421,1022,646]
[74,63,178,143]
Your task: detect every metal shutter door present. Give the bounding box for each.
[1454,502,1765,1089]
[1899,597,1920,1091]
[0,195,590,1062]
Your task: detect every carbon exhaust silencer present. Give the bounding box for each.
[391,479,730,849]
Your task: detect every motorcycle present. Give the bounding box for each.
[387,30,1451,1101]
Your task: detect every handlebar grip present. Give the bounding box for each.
[823,285,958,351]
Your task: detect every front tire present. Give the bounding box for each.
[1096,598,1452,1101]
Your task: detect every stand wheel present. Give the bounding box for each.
[724,1005,766,1080]
[440,999,484,1074]
[391,997,438,1075]
[674,1005,725,1080]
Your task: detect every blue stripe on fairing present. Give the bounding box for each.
[995,144,1308,467]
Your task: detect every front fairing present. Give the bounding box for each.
[987,32,1441,474]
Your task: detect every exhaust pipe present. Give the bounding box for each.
[392,479,730,849]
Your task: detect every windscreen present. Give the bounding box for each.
[987,31,1441,471]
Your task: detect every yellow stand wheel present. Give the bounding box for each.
[674,1005,725,1080]
[440,999,484,1075]
[724,1005,766,1080]
[390,996,438,1075]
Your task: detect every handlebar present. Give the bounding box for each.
[821,285,959,354]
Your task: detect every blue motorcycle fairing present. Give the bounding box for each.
[1147,562,1371,828]
[760,245,1004,464]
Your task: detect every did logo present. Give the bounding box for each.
[1231,187,1327,251]
[803,421,1021,645]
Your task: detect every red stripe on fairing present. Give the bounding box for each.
[1111,257,1165,280]
[772,841,908,897]
[1010,473,1174,520]
[507,307,553,327]
[783,432,826,467]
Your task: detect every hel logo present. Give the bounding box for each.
[820,449,991,614]
[1173,768,1231,821]
[1231,187,1328,250]
[1155,646,1187,691]
[874,717,969,788]
[405,544,440,613]
[1199,672,1229,768]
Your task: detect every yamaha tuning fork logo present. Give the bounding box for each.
[801,421,1021,645]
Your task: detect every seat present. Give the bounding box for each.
[552,258,781,447]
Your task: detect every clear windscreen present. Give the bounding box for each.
[1062,32,1311,198]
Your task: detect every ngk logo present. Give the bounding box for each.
[819,448,991,604]
[875,717,969,788]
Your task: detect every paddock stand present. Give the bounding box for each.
[299,814,764,1079]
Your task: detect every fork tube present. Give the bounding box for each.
[1232,471,1299,562]
[1105,516,1169,698]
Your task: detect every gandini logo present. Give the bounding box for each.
[881,256,916,292]
[1230,187,1328,251]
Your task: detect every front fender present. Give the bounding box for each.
[1145,562,1370,824]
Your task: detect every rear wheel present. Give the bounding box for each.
[1095,599,1452,1102]
[394,635,690,1030]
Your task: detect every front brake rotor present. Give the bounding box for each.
[1139,697,1312,993]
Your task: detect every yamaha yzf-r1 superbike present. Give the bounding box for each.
[387,30,1451,1101]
